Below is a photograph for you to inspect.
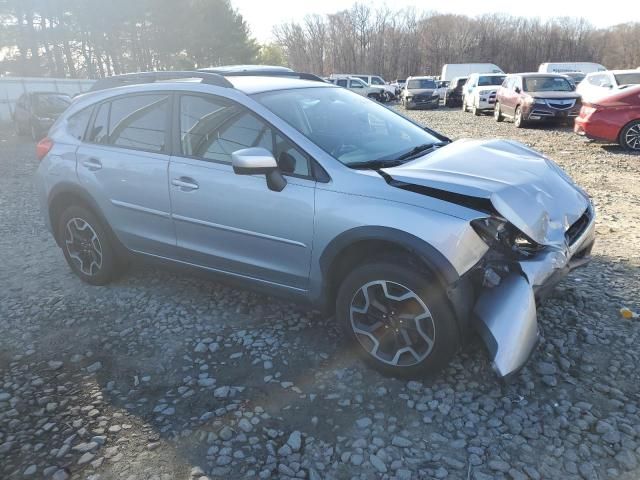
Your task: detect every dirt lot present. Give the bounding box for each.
[1,108,639,480]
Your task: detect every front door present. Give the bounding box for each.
[168,93,316,291]
[76,93,175,256]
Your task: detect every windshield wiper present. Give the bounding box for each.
[348,159,404,170]
[394,142,445,162]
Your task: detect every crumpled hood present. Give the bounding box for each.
[382,139,590,245]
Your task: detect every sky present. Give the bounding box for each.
[232,0,639,43]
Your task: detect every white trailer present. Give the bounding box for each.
[538,62,606,74]
[441,64,503,82]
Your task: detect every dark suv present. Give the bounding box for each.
[494,73,581,128]
[443,77,468,107]
[14,91,71,140]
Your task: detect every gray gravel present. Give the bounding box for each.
[1,107,640,479]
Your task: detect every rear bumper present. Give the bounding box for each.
[574,118,617,143]
[473,207,596,379]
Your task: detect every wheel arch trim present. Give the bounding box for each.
[47,182,120,249]
[318,226,460,294]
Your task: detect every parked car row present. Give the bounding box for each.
[14,63,640,153]
[453,68,640,152]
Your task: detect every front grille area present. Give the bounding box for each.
[547,99,576,110]
[565,209,591,245]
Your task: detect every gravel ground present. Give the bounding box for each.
[1,107,640,480]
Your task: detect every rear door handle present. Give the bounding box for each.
[82,157,102,171]
[171,177,199,191]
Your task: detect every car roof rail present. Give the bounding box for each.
[89,71,234,92]
[198,67,326,83]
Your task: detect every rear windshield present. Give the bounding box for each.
[33,94,71,115]
[523,76,573,92]
[614,72,640,86]
[407,79,436,89]
[478,76,506,86]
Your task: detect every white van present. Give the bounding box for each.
[441,64,503,82]
[538,62,606,74]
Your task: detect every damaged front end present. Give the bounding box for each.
[470,204,596,379]
[381,138,598,379]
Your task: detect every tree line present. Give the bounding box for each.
[0,0,259,77]
[274,5,640,79]
[1,1,639,80]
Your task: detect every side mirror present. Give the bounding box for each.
[232,147,287,192]
[514,87,521,94]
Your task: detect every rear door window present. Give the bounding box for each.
[337,79,348,87]
[86,94,169,152]
[108,95,169,152]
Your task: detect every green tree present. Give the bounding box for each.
[256,43,286,66]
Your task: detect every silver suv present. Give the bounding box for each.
[35,70,596,379]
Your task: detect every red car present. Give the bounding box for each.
[574,85,640,151]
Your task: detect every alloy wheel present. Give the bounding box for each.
[64,217,103,276]
[349,280,436,367]
[624,124,640,151]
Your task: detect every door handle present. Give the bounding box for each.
[171,177,199,191]
[82,158,102,171]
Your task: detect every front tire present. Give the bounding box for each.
[514,106,526,128]
[336,259,460,378]
[472,103,480,116]
[461,97,467,112]
[620,120,640,152]
[58,205,119,285]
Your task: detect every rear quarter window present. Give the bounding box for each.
[67,107,93,141]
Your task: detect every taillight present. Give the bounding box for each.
[36,137,54,161]
[580,105,599,120]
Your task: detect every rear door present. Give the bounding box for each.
[168,93,316,290]
[76,92,176,256]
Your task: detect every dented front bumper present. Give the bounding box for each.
[473,208,596,379]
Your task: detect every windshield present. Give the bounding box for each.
[33,94,71,115]
[523,76,573,92]
[478,76,506,86]
[371,77,385,85]
[614,72,640,86]
[255,87,441,166]
[407,79,436,89]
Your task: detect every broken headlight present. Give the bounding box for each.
[471,217,544,259]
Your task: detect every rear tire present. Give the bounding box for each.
[336,258,459,378]
[58,205,120,285]
[494,102,504,122]
[619,120,640,152]
[461,97,467,112]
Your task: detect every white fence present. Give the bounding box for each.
[0,77,95,124]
